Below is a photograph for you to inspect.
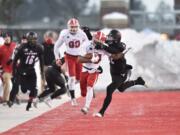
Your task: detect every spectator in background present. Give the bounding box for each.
[0,31,4,46]
[41,31,58,92]
[0,31,4,102]
[42,30,58,70]
[0,32,16,103]
[0,65,3,103]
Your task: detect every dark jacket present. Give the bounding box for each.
[42,42,55,66]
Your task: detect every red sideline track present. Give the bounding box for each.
[1,91,180,135]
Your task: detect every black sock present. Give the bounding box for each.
[69,90,75,99]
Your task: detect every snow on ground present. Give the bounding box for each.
[96,28,180,90]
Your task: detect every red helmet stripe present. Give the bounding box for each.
[94,31,106,43]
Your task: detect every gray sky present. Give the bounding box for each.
[88,0,174,12]
[141,0,174,12]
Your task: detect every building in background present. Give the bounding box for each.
[175,0,180,34]
[100,0,129,28]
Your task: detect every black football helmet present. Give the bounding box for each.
[26,31,38,44]
[106,29,121,45]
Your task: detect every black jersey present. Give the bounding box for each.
[13,43,44,75]
[104,42,126,54]
[105,42,127,75]
[109,56,127,75]
[47,58,65,74]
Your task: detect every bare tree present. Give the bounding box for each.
[0,0,24,24]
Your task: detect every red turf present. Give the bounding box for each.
[2,91,180,135]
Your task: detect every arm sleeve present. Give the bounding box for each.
[104,42,126,54]
[103,46,120,54]
[11,45,19,60]
[39,46,44,76]
[54,31,65,59]
[12,47,21,76]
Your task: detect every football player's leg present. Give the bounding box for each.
[118,81,135,92]
[20,76,28,93]
[84,73,98,108]
[75,61,82,81]
[8,75,19,102]
[98,82,118,116]
[27,74,37,111]
[118,77,146,92]
[80,72,88,97]
[66,59,76,99]
[38,76,55,99]
[50,75,67,99]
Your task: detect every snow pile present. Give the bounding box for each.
[95,28,180,90]
[103,12,128,20]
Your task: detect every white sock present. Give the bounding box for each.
[85,86,93,109]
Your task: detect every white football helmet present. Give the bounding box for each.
[67,18,80,34]
[93,31,106,43]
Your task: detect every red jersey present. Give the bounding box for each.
[0,42,16,73]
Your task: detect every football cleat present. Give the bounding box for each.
[43,97,52,108]
[32,98,39,108]
[93,112,103,118]
[7,101,13,108]
[136,77,149,88]
[81,107,89,114]
[26,101,32,111]
[71,99,78,106]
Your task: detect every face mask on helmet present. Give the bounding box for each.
[106,29,121,45]
[26,32,38,45]
[93,31,106,45]
[67,18,80,34]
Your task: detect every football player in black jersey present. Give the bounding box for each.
[12,32,44,111]
[94,29,146,117]
[7,34,27,107]
[33,58,68,107]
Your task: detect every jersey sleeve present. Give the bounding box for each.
[12,45,22,75]
[54,30,66,59]
[82,30,89,43]
[86,43,94,54]
[38,45,45,76]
